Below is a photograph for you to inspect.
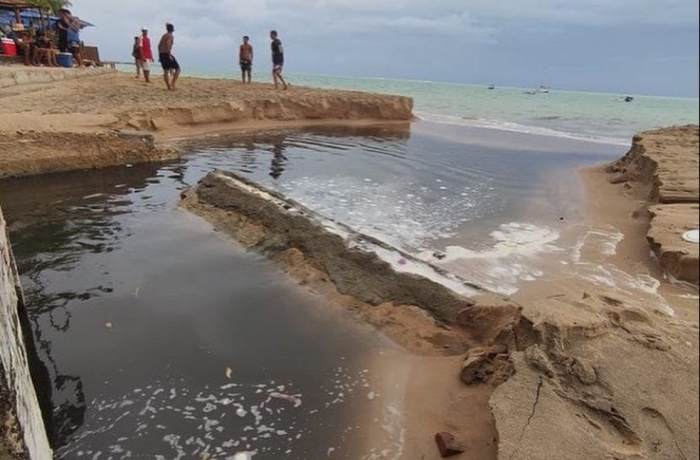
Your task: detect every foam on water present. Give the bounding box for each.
[415,111,631,146]
[218,173,480,297]
[569,226,674,316]
[427,222,562,296]
[57,366,386,460]
[275,176,491,252]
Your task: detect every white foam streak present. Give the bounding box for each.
[415,111,630,146]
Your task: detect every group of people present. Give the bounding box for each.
[132,24,288,91]
[132,23,180,90]
[0,8,84,67]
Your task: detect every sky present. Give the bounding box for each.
[73,0,699,97]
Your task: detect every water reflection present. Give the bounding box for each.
[0,153,389,458]
[269,138,288,180]
[0,163,167,447]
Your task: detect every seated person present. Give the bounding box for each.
[34,31,58,67]
[12,25,36,66]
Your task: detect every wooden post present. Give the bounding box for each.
[14,7,21,24]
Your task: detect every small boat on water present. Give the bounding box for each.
[624,96,634,102]
[487,84,495,90]
[523,85,550,95]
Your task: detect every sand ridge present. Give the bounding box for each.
[607,125,699,284]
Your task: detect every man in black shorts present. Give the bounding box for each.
[239,36,253,84]
[270,30,288,90]
[157,23,180,90]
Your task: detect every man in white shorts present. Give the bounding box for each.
[140,28,154,83]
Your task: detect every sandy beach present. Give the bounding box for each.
[0,69,412,178]
[0,68,698,460]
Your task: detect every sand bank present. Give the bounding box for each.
[0,69,413,178]
[605,125,699,285]
[182,126,699,460]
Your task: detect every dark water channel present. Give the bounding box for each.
[0,125,620,459]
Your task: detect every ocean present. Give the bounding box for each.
[179,68,699,146]
[290,74,700,145]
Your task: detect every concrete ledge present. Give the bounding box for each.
[0,66,116,89]
[0,207,52,460]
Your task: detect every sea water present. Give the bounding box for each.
[181,69,699,145]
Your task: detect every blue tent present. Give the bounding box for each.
[0,10,94,29]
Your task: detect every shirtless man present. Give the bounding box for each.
[239,36,253,84]
[270,30,288,90]
[157,23,180,90]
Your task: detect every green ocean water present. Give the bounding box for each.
[181,68,699,146]
[293,74,699,145]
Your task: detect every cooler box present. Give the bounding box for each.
[1,38,17,56]
[57,52,73,68]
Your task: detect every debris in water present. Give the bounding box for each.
[105,322,113,329]
[232,452,254,460]
[225,367,233,379]
[269,392,302,408]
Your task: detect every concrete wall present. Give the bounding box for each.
[0,67,115,89]
[0,206,52,460]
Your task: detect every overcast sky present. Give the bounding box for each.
[74,0,699,97]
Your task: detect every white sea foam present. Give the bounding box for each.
[570,226,673,315]
[57,367,384,460]
[427,222,562,296]
[415,111,630,146]
[276,176,489,252]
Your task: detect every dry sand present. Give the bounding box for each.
[0,69,412,178]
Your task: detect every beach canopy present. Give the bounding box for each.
[0,10,94,27]
[0,0,35,7]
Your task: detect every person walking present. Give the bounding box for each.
[239,36,253,84]
[270,30,288,90]
[140,28,154,83]
[132,36,142,78]
[158,23,180,90]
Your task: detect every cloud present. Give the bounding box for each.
[72,0,698,96]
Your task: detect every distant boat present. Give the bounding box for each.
[536,85,550,94]
[624,96,634,102]
[487,84,495,90]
